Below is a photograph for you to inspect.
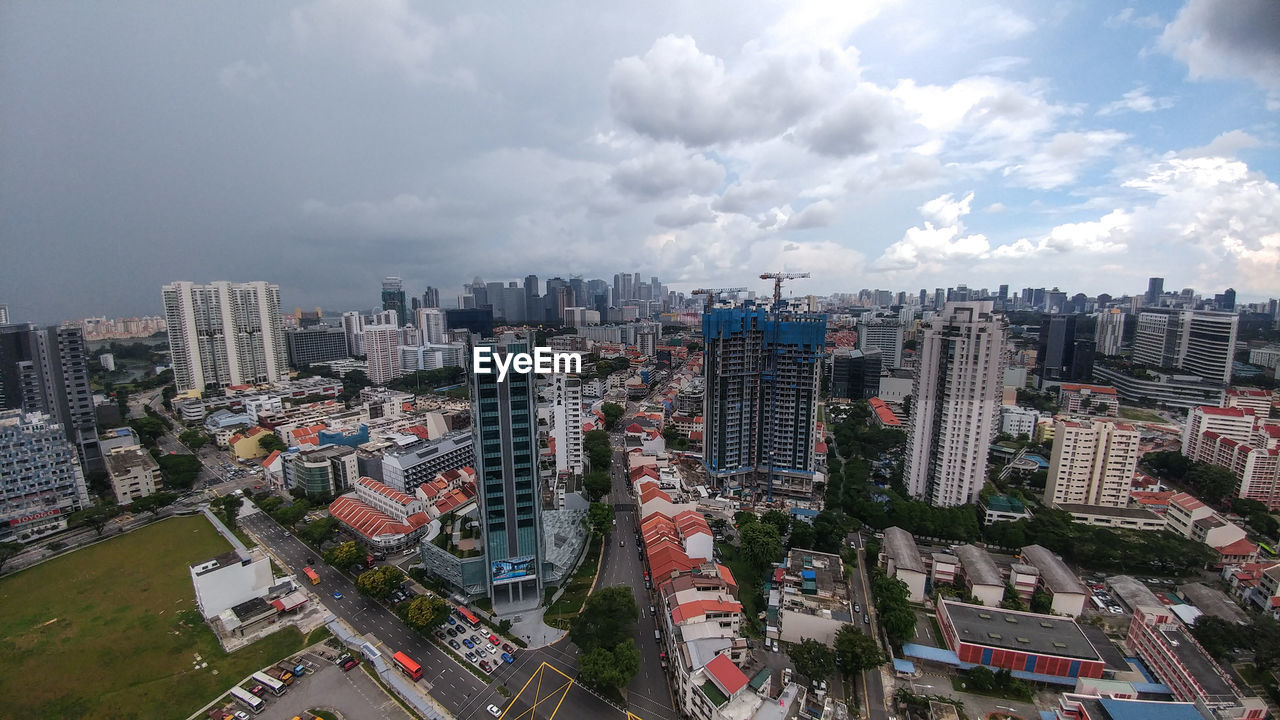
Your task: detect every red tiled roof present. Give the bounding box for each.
[1195,406,1251,417]
[357,476,416,506]
[261,450,282,468]
[704,653,750,696]
[1169,492,1205,511]
[670,598,742,624]
[328,496,429,540]
[868,397,900,426]
[716,564,737,589]
[639,483,673,505]
[1214,537,1258,557]
[404,425,432,440]
[1060,383,1118,395]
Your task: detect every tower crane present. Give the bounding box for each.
[759,272,811,306]
[691,287,748,312]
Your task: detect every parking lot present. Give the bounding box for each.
[436,609,520,676]
[205,649,414,720]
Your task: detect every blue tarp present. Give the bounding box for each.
[1125,656,1157,683]
[893,658,916,674]
[1099,698,1206,720]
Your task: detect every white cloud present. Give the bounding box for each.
[1097,86,1174,115]
[783,200,838,230]
[873,191,989,271]
[712,180,786,215]
[920,192,974,227]
[1005,130,1129,189]
[1159,0,1280,107]
[1104,8,1164,30]
[1182,130,1261,159]
[655,201,717,228]
[610,147,724,199]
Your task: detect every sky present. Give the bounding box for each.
[2,0,1278,323]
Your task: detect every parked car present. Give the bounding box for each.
[463,638,475,648]
[249,685,265,697]
[853,603,861,613]
[465,651,476,661]
[435,630,446,640]
[449,639,461,649]
[341,658,359,671]
[487,705,503,717]
[502,643,513,653]
[488,644,498,655]
[447,617,457,625]
[489,634,501,645]
[479,660,491,672]
[332,591,343,599]
[863,614,870,624]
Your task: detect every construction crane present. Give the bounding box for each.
[759,271,811,306]
[691,287,748,312]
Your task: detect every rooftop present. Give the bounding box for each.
[705,653,750,697]
[1177,582,1248,624]
[1021,544,1085,595]
[942,600,1101,660]
[1096,698,1210,720]
[884,526,925,574]
[954,544,1003,587]
[1156,624,1236,701]
[1057,503,1164,521]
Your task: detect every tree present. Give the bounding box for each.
[739,522,782,571]
[1030,588,1053,614]
[1184,463,1237,505]
[1143,450,1192,480]
[324,540,361,570]
[258,433,288,453]
[341,369,372,398]
[356,565,406,599]
[214,494,243,529]
[601,402,625,431]
[299,516,340,545]
[579,639,642,690]
[760,510,792,536]
[129,416,166,447]
[70,503,121,537]
[571,585,638,652]
[1000,583,1026,611]
[406,594,451,632]
[834,625,884,677]
[0,541,23,573]
[156,453,201,490]
[583,471,611,501]
[788,519,817,550]
[587,502,614,537]
[178,429,208,450]
[584,430,612,470]
[789,638,835,683]
[966,665,996,692]
[129,491,178,515]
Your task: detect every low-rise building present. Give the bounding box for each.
[937,599,1106,678]
[328,476,431,553]
[954,544,1005,607]
[105,446,160,504]
[190,549,276,620]
[882,526,927,602]
[1057,504,1167,531]
[1058,384,1120,417]
[774,549,854,645]
[980,493,1034,525]
[1000,405,1041,437]
[1020,544,1088,617]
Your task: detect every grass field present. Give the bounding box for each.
[1118,406,1168,423]
[0,515,305,720]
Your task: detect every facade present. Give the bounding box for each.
[1095,308,1125,356]
[341,311,365,357]
[105,446,160,504]
[937,599,1106,679]
[882,526,927,602]
[1000,405,1040,437]
[1247,346,1280,370]
[329,476,431,553]
[775,549,853,645]
[472,334,544,605]
[702,305,826,499]
[399,343,467,372]
[1133,310,1238,384]
[381,277,407,326]
[954,544,1005,606]
[1037,315,1094,388]
[415,308,446,345]
[283,444,359,496]
[284,326,349,367]
[380,431,475,494]
[362,324,402,385]
[548,374,584,476]
[1223,388,1273,416]
[905,302,1006,507]
[1020,544,1088,616]
[1127,605,1266,720]
[858,316,904,369]
[0,410,90,542]
[0,323,101,471]
[1058,384,1120,417]
[830,347,881,400]
[1046,419,1141,508]
[161,281,287,393]
[190,549,275,620]
[1182,407,1280,510]
[1090,365,1226,411]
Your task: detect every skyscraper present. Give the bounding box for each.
[857,315,904,369]
[1145,277,1164,307]
[1095,308,1125,357]
[0,305,8,324]
[1045,419,1140,508]
[0,324,101,472]
[381,277,407,326]
[416,308,446,345]
[703,304,826,499]
[472,333,543,606]
[423,286,440,309]
[1133,309,1238,383]
[363,324,401,385]
[905,302,1006,507]
[162,281,287,393]
[0,410,90,542]
[341,311,365,357]
[1036,315,1088,388]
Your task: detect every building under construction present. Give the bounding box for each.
[701,303,826,501]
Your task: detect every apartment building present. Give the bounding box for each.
[380,431,475,494]
[1058,384,1120,417]
[1046,419,1141,508]
[105,446,160,504]
[0,410,90,542]
[1182,407,1280,510]
[161,281,287,393]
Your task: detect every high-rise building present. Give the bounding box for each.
[0,410,90,542]
[416,308,446,345]
[1095,308,1125,356]
[703,305,826,499]
[161,281,287,393]
[904,302,1006,507]
[549,374,584,476]
[1133,310,1238,384]
[423,286,440,309]
[472,334,544,605]
[0,305,8,324]
[284,326,350,367]
[1036,315,1093,388]
[1144,277,1164,306]
[1182,405,1280,510]
[857,316,904,369]
[381,277,407,327]
[363,324,402,385]
[830,348,881,400]
[0,324,101,471]
[340,311,365,357]
[1214,288,1237,311]
[445,308,493,337]
[1045,419,1141,508]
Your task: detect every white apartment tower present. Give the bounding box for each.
[549,375,584,475]
[162,281,287,393]
[363,324,401,385]
[1095,308,1125,356]
[858,316,904,369]
[904,302,1006,507]
[1046,419,1141,508]
[416,308,446,345]
[1133,309,1238,383]
[341,311,366,356]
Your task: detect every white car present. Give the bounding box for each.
[487,705,503,717]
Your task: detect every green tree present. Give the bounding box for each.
[129,491,178,515]
[966,665,996,692]
[324,540,361,570]
[356,565,406,599]
[258,433,288,453]
[1000,583,1026,611]
[129,416,166,447]
[1142,450,1192,480]
[156,453,201,490]
[601,402,625,431]
[739,522,783,571]
[788,519,817,550]
[788,638,835,682]
[341,368,372,398]
[406,594,451,631]
[178,429,208,450]
[0,541,24,572]
[570,585,638,652]
[300,517,340,545]
[587,502,614,536]
[584,430,612,470]
[579,639,642,690]
[760,510,792,536]
[834,624,885,677]
[214,494,243,529]
[271,499,313,528]
[1030,588,1053,614]
[686,342,701,352]
[1185,463,1237,504]
[583,471,612,501]
[70,502,121,537]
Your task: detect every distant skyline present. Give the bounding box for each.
[2,1,1278,323]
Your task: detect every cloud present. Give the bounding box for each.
[610,147,724,199]
[873,191,990,271]
[783,200,838,230]
[800,85,910,157]
[1181,130,1261,159]
[920,192,974,227]
[712,180,786,214]
[654,202,717,228]
[1159,0,1280,106]
[1104,8,1164,30]
[217,61,273,97]
[1004,130,1129,189]
[1097,86,1174,115]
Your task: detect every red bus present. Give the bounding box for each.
[392,651,423,681]
[303,567,320,585]
[455,605,480,628]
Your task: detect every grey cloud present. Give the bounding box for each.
[655,202,717,228]
[712,181,785,214]
[783,200,838,230]
[801,87,907,157]
[1160,0,1280,99]
[610,148,724,199]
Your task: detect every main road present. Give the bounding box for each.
[847,533,889,720]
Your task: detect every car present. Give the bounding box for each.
[332,591,343,599]
[235,713,250,720]
[342,658,358,671]
[487,705,503,717]
[471,635,483,645]
[853,603,861,613]
[502,643,513,653]
[447,627,459,637]
[283,531,290,537]
[502,652,515,663]
[449,639,461,649]
[488,644,498,655]
[863,614,870,624]
[447,617,457,625]
[479,660,491,672]
[464,638,475,648]
[436,630,446,640]
[306,557,314,565]
[771,639,779,652]
[465,651,476,661]
[352,563,364,572]
[249,685,265,697]
[489,634,501,645]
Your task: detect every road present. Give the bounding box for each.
[241,510,627,720]
[846,533,889,720]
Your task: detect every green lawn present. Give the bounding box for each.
[0,515,304,720]
[544,536,603,627]
[1118,406,1168,423]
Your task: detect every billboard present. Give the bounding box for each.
[491,556,537,584]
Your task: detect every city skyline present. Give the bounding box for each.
[3,1,1279,323]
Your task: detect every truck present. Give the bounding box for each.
[277,659,306,678]
[265,666,294,686]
